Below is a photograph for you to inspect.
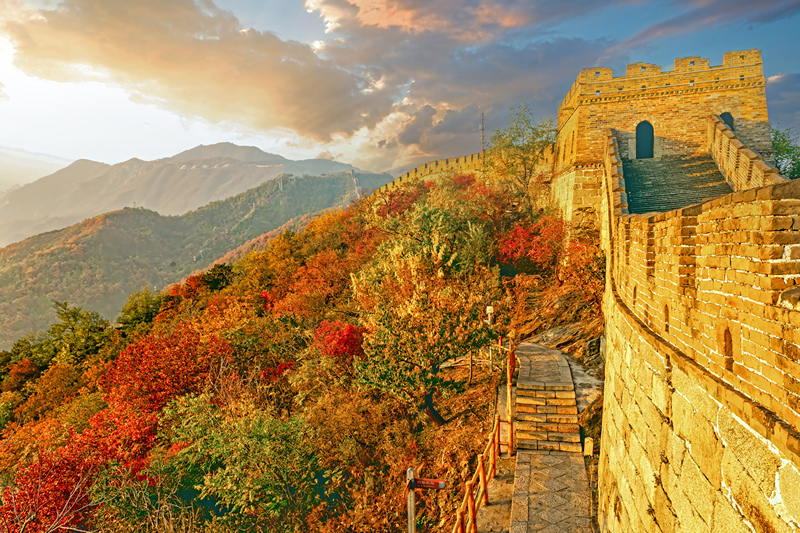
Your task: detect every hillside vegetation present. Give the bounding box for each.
[0,171,390,347]
[0,169,604,532]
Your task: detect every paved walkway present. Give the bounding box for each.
[509,343,593,533]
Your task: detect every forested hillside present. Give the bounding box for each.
[0,171,603,532]
[0,142,367,246]
[0,171,390,347]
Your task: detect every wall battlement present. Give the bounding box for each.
[709,114,785,191]
[599,129,800,532]
[559,49,764,120]
[375,48,798,532]
[376,152,483,193]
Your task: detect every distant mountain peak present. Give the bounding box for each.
[168,143,289,165]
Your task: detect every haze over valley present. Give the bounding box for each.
[0,142,391,347]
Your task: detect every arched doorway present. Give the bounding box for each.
[720,112,735,131]
[636,121,654,159]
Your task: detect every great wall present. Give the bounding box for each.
[387,49,800,532]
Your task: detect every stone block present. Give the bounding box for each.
[717,409,781,495]
[710,492,752,533]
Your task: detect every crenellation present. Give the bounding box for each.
[378,50,797,532]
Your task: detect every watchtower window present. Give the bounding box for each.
[740,55,744,60]
[641,85,646,90]
[690,80,695,86]
[636,121,655,159]
[690,60,695,66]
[595,90,600,96]
[595,71,600,77]
[641,66,646,72]
[740,75,744,82]
[664,305,670,333]
[720,112,735,131]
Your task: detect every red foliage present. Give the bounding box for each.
[452,173,476,189]
[376,185,425,218]
[2,359,40,393]
[102,327,232,413]
[259,361,296,382]
[78,403,159,474]
[271,250,351,317]
[0,445,94,533]
[497,216,567,275]
[313,320,365,364]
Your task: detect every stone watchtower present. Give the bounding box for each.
[550,49,772,224]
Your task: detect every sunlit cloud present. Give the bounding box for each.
[0,0,795,174]
[0,0,395,141]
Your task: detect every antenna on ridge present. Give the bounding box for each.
[480,111,485,154]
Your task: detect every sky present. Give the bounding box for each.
[0,0,798,179]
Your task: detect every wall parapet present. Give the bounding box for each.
[376,152,484,193]
[602,129,800,455]
[599,131,800,531]
[708,114,786,191]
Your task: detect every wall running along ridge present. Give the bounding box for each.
[599,126,800,531]
[377,50,797,531]
[376,152,484,193]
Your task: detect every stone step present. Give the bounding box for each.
[516,439,582,453]
[515,388,576,400]
[516,420,580,433]
[517,431,581,443]
[516,412,579,424]
[516,404,578,415]
[622,155,732,214]
[516,395,576,407]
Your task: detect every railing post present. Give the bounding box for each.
[507,350,515,456]
[478,456,488,506]
[494,413,501,464]
[454,511,465,533]
[466,480,477,533]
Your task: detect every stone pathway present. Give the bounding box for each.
[509,343,593,532]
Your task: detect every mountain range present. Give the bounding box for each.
[0,143,392,348]
[0,142,360,247]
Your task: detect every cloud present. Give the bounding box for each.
[607,0,800,55]
[315,149,339,160]
[767,72,800,132]
[0,81,6,100]
[306,0,637,42]
[0,0,395,140]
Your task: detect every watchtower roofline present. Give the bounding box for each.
[557,49,764,127]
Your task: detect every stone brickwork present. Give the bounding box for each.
[376,152,483,193]
[709,114,787,191]
[599,128,800,532]
[551,49,771,226]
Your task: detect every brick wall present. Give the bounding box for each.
[709,115,787,190]
[550,49,772,226]
[376,152,484,193]
[598,130,800,532]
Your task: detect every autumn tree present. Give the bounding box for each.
[772,126,800,180]
[486,103,555,206]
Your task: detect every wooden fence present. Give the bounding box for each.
[451,339,517,533]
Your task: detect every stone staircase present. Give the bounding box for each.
[515,347,581,453]
[623,155,733,214]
